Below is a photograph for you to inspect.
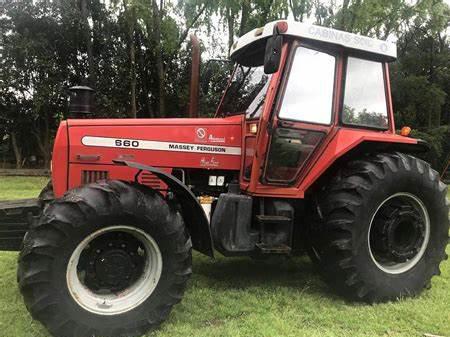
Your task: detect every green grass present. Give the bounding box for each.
[0,176,48,200]
[0,176,449,337]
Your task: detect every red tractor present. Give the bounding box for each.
[1,20,448,337]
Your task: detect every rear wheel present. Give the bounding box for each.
[310,152,449,302]
[18,180,192,337]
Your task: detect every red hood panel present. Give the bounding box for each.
[68,117,243,170]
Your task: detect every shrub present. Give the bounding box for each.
[410,125,450,172]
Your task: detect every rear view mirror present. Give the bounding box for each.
[264,35,282,74]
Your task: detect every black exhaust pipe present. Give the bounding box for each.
[68,86,95,118]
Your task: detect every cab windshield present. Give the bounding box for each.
[217,65,271,119]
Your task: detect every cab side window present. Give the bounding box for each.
[278,46,336,125]
[342,57,388,128]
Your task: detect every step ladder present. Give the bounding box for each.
[255,215,293,254]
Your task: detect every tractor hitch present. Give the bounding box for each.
[0,199,41,251]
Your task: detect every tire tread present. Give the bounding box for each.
[310,152,449,302]
[18,180,192,337]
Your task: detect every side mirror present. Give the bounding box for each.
[264,35,282,74]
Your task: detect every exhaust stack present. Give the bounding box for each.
[68,86,95,118]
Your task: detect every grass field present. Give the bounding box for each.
[0,176,449,337]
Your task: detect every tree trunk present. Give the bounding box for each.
[33,133,50,168]
[289,0,298,20]
[123,0,137,118]
[130,14,137,118]
[428,39,438,128]
[299,0,307,22]
[227,7,234,56]
[289,0,307,21]
[10,132,22,169]
[32,114,51,169]
[348,0,361,33]
[337,0,350,30]
[137,30,154,118]
[80,0,95,86]
[152,0,165,117]
[239,0,250,36]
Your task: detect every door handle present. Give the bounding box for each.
[278,120,295,127]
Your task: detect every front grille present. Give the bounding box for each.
[82,170,109,184]
[139,172,162,190]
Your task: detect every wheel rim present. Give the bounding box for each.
[66,226,163,315]
[368,192,430,274]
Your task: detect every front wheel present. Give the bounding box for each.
[311,153,449,302]
[18,180,192,337]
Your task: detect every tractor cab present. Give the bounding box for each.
[217,20,404,197]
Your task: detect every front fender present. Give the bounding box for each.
[113,160,214,257]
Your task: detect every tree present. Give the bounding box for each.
[1,0,73,167]
[289,0,313,22]
[1,0,449,171]
[80,0,95,86]
[392,0,450,128]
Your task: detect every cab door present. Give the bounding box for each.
[262,43,338,185]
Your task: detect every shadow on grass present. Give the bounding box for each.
[191,253,342,300]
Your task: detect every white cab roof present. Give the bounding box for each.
[230,20,397,61]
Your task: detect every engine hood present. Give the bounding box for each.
[67,116,243,170]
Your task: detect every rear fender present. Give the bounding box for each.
[305,137,430,194]
[114,160,214,257]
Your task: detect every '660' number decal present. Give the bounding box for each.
[115,139,140,147]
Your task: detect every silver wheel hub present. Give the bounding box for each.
[66,226,163,315]
[368,192,430,274]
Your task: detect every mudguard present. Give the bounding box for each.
[113,160,214,257]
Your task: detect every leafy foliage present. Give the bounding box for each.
[0,0,449,170]
[342,106,388,128]
[411,126,450,172]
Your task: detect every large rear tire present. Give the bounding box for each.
[310,152,449,302]
[18,180,192,337]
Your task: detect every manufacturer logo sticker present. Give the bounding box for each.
[196,128,206,139]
